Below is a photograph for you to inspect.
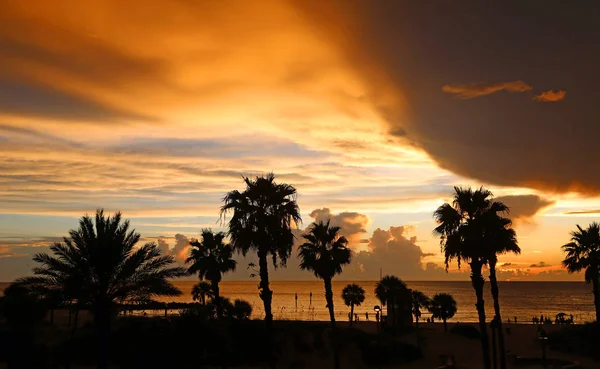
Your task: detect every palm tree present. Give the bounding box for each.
[429,293,457,332]
[15,209,187,369]
[299,220,352,326]
[186,229,236,316]
[191,281,214,305]
[221,173,301,326]
[411,290,430,329]
[374,275,408,326]
[341,283,365,327]
[562,222,600,322]
[483,207,520,369]
[434,186,495,369]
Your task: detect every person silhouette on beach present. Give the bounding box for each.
[365,312,369,320]
[295,293,298,309]
[309,292,312,305]
[514,316,517,324]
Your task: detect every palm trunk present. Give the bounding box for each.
[349,303,354,327]
[593,278,600,322]
[489,261,508,369]
[212,280,222,318]
[258,250,273,326]
[491,322,498,369]
[471,261,492,369]
[443,317,448,332]
[324,278,340,369]
[415,311,419,329]
[324,278,336,326]
[95,300,112,369]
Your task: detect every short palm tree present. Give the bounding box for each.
[411,290,430,329]
[299,220,352,326]
[191,281,214,305]
[428,293,457,332]
[232,299,253,320]
[186,229,236,316]
[562,222,600,322]
[341,283,365,327]
[15,209,187,369]
[221,173,301,326]
[434,186,494,369]
[374,275,408,326]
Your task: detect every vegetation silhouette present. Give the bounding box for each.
[562,222,600,322]
[434,186,494,369]
[299,220,351,369]
[186,229,236,317]
[341,283,365,327]
[374,275,408,327]
[411,290,430,330]
[232,299,253,320]
[299,220,352,326]
[428,293,457,332]
[14,209,188,369]
[221,173,301,327]
[191,281,213,305]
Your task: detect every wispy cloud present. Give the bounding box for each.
[529,261,551,268]
[442,81,532,99]
[533,90,566,102]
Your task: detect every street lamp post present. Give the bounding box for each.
[374,305,381,333]
[538,329,548,369]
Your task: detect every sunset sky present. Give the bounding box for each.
[1,1,599,281]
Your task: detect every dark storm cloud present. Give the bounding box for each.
[495,195,554,223]
[297,1,600,193]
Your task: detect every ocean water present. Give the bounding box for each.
[2,281,596,323]
[162,280,596,323]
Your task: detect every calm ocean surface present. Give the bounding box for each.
[2,281,595,323]
[165,280,596,323]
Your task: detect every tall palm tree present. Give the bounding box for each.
[221,173,301,326]
[482,207,520,369]
[191,281,214,305]
[15,209,187,369]
[562,222,600,322]
[299,220,351,326]
[411,290,430,329]
[374,275,409,326]
[186,229,236,316]
[428,293,457,332]
[341,283,365,327]
[434,186,494,369]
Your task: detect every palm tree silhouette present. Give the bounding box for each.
[482,202,519,369]
[434,187,495,369]
[375,275,408,327]
[221,173,301,326]
[186,229,236,317]
[191,281,214,305]
[341,283,365,327]
[299,220,351,326]
[411,290,430,329]
[428,293,457,332]
[16,209,187,369]
[232,299,253,320]
[562,222,600,322]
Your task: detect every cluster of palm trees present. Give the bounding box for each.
[8,173,600,369]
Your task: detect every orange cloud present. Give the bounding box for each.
[442,81,532,99]
[533,90,566,102]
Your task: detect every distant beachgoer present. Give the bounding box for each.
[427,318,430,323]
[365,312,369,320]
[295,293,298,309]
[309,292,312,305]
[432,317,435,323]
[354,313,358,322]
[514,316,517,324]
[507,318,511,324]
[540,314,544,323]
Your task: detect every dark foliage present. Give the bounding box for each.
[548,322,600,361]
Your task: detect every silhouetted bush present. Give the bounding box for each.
[357,333,422,365]
[0,284,47,327]
[450,324,481,340]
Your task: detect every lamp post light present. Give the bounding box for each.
[374,305,381,333]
